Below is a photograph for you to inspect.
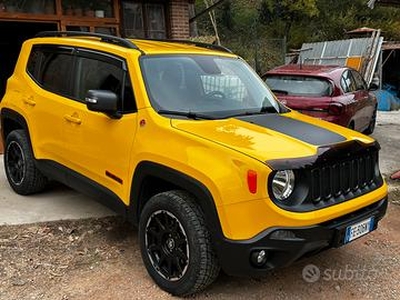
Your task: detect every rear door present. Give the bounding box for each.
[340,69,365,130]
[350,69,375,130]
[25,45,75,166]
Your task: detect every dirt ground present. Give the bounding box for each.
[1,180,400,300]
[1,111,399,299]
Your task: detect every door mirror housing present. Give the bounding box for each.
[369,82,379,91]
[85,90,122,119]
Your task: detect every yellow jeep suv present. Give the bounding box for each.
[0,32,388,296]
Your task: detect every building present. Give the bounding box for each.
[0,0,196,153]
[0,0,194,98]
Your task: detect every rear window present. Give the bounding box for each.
[265,75,333,97]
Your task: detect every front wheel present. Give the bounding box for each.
[139,190,220,296]
[4,130,47,195]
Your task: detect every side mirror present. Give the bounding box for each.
[369,83,379,91]
[85,90,121,119]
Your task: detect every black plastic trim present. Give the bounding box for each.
[267,139,381,170]
[128,161,224,241]
[36,160,128,217]
[266,140,384,212]
[35,31,142,52]
[0,109,31,143]
[216,197,387,277]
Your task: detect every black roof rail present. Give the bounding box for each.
[142,38,233,54]
[35,31,142,52]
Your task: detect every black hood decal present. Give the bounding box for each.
[236,114,346,146]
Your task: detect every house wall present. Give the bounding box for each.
[169,0,191,39]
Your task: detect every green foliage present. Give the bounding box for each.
[193,0,400,72]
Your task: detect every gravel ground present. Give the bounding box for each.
[0,201,399,300]
[0,111,399,300]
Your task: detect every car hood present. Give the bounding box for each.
[171,112,370,164]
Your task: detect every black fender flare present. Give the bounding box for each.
[128,161,225,242]
[1,108,31,144]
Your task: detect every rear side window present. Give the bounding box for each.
[27,45,74,98]
[340,70,358,93]
[351,70,367,91]
[265,75,332,97]
[26,45,136,113]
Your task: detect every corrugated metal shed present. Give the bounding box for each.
[368,0,400,8]
[298,30,383,85]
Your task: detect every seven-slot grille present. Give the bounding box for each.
[310,151,378,202]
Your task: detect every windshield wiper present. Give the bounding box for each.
[271,89,289,95]
[225,109,277,118]
[157,110,215,120]
[260,105,278,113]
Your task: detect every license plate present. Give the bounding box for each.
[344,217,374,244]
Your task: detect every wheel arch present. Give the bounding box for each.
[1,108,31,145]
[129,161,224,241]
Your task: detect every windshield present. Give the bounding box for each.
[141,55,281,118]
[265,75,333,97]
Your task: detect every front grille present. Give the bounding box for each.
[310,152,378,203]
[267,140,384,212]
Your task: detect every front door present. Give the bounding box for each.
[61,49,138,202]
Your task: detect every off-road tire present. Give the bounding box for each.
[4,130,47,195]
[364,107,377,135]
[139,190,220,296]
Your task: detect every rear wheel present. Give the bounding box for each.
[139,190,220,296]
[4,130,47,195]
[364,108,377,135]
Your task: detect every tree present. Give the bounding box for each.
[262,0,319,40]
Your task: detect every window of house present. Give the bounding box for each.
[122,1,167,39]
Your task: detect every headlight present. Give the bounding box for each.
[272,170,295,201]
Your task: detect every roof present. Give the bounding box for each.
[346,27,377,34]
[33,31,234,56]
[368,0,400,8]
[382,41,400,50]
[265,64,344,77]
[130,39,233,55]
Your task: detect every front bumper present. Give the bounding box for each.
[216,197,387,277]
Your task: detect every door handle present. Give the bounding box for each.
[23,97,36,106]
[64,114,82,125]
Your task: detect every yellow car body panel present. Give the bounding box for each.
[0,33,388,287]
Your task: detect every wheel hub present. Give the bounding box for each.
[166,237,176,251]
[145,210,189,281]
[6,141,26,185]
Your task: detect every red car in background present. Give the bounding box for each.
[262,64,378,134]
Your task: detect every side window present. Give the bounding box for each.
[340,70,357,93]
[76,53,136,113]
[351,70,367,91]
[27,46,74,98]
[27,47,44,80]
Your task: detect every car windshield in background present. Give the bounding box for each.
[141,55,280,118]
[265,75,333,97]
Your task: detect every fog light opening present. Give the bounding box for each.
[251,250,268,267]
[270,229,297,240]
